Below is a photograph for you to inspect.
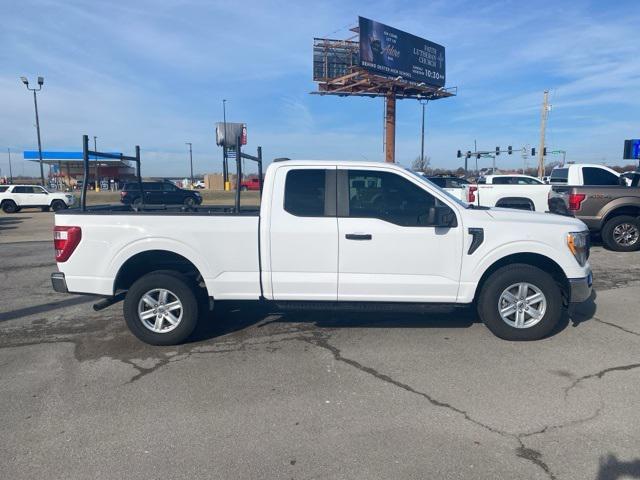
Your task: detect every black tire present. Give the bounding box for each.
[477,264,563,341]
[184,196,197,207]
[601,215,640,252]
[51,200,67,212]
[123,271,199,345]
[1,200,18,214]
[132,197,143,208]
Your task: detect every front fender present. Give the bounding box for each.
[458,240,581,303]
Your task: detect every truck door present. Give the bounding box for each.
[337,168,463,302]
[268,166,338,300]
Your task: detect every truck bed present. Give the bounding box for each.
[55,208,261,299]
[61,203,260,216]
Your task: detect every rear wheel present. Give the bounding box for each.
[478,264,563,340]
[123,272,199,345]
[2,200,18,213]
[601,215,640,252]
[51,200,67,212]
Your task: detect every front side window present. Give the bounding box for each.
[582,167,619,186]
[163,182,178,192]
[284,169,326,217]
[348,170,440,226]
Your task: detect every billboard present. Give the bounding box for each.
[623,139,640,160]
[358,17,445,87]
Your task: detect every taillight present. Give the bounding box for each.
[120,191,127,198]
[54,226,82,262]
[568,193,586,211]
[468,185,478,203]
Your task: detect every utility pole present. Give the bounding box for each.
[385,92,396,163]
[537,90,550,179]
[21,76,46,186]
[186,142,193,187]
[7,148,13,184]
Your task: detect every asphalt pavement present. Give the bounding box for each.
[1,211,639,479]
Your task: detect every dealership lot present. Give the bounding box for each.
[1,211,639,480]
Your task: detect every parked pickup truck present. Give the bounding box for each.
[51,161,592,345]
[465,175,550,212]
[548,173,640,251]
[465,165,629,212]
[1,184,75,213]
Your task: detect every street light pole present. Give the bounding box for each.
[186,142,193,187]
[419,99,428,170]
[93,136,99,191]
[21,76,46,186]
[7,148,13,184]
[222,99,228,190]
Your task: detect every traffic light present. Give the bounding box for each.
[466,151,471,159]
[531,148,536,156]
[496,147,500,156]
[508,145,513,155]
[476,153,481,159]
[543,147,547,156]
[457,150,462,158]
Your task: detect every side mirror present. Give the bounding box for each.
[619,176,628,186]
[428,205,457,228]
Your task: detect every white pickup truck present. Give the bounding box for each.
[1,184,75,213]
[51,161,592,345]
[465,164,628,212]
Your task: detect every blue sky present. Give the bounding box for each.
[1,0,638,177]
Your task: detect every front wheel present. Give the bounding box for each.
[183,197,197,207]
[477,264,563,341]
[2,200,18,213]
[123,272,199,345]
[601,216,640,252]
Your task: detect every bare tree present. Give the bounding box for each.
[411,156,431,173]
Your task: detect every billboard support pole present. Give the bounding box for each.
[385,92,396,163]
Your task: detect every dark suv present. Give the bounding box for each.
[120,181,202,207]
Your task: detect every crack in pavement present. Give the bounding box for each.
[591,316,640,337]
[300,331,561,480]
[565,362,640,399]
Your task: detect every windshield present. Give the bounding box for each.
[406,170,469,208]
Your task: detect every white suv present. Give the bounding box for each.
[0,185,75,213]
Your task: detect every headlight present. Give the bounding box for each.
[567,231,590,266]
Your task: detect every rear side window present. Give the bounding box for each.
[427,177,446,187]
[284,170,326,217]
[13,186,34,193]
[144,183,163,191]
[491,177,512,185]
[582,167,619,186]
[0,186,9,193]
[550,168,568,183]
